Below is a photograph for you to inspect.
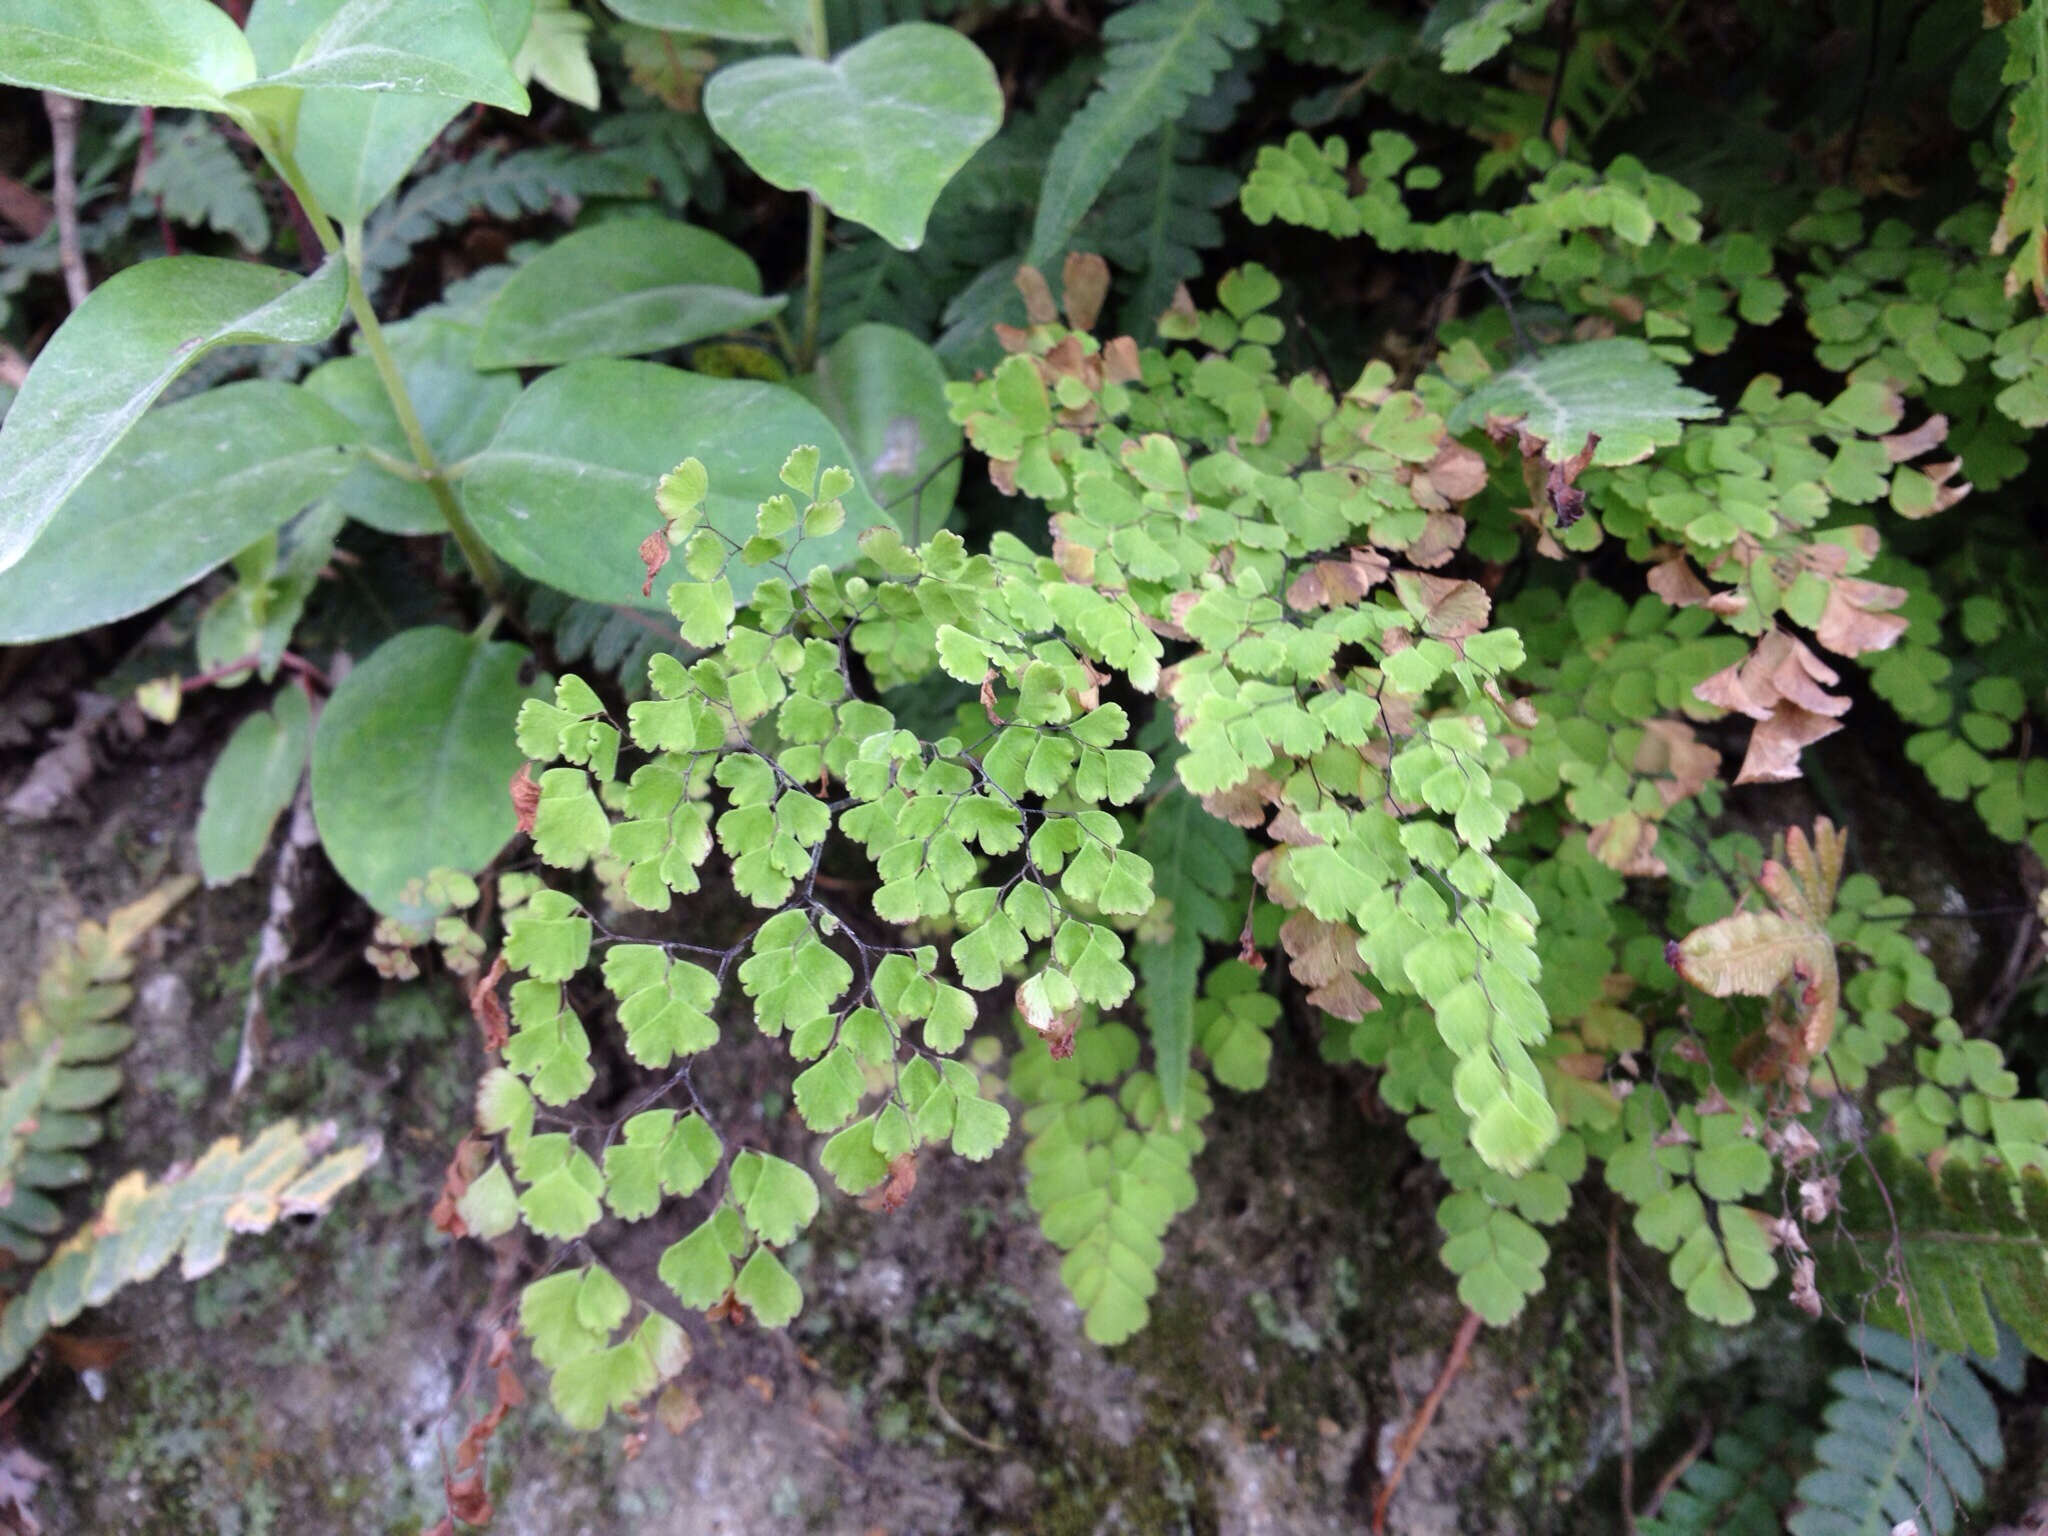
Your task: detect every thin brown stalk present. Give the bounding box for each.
[1371,1308,1484,1532]
[42,91,88,309]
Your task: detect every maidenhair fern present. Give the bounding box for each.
[1787,1323,2021,1536]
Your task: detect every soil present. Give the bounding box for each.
[0,681,1994,1534]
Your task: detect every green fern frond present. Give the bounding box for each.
[1638,1403,1811,1536]
[0,880,195,1263]
[358,146,651,299]
[1133,786,1249,1122]
[0,1118,377,1380]
[1994,0,2048,305]
[524,586,679,700]
[133,114,270,252]
[1024,0,1279,272]
[1824,1133,2048,1361]
[1786,1323,2020,1536]
[1013,1023,1209,1345]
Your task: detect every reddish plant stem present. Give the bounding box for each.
[1371,1307,1484,1532]
[181,650,331,693]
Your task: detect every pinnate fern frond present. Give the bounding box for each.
[359,146,650,299]
[1825,1134,2048,1361]
[1994,0,2048,304]
[0,879,195,1262]
[0,1118,377,1380]
[1024,0,1278,272]
[1786,1323,2019,1536]
[1638,1403,1810,1535]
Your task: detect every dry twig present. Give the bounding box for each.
[1371,1307,1484,1532]
[1610,1209,1636,1533]
[41,92,88,309]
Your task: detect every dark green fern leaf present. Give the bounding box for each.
[0,882,193,1263]
[133,114,270,252]
[1786,1323,2019,1536]
[1823,1133,2048,1361]
[1083,71,1248,336]
[1134,786,1250,1123]
[1639,1403,1811,1536]
[1025,0,1279,272]
[359,146,650,300]
[524,586,680,700]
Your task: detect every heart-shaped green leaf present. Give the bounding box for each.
[0,381,359,642]
[703,22,1002,251]
[0,0,257,112]
[794,322,961,538]
[604,0,802,42]
[234,0,529,112]
[245,0,532,222]
[0,256,348,577]
[310,626,545,919]
[474,218,786,368]
[461,359,883,609]
[197,685,314,887]
[306,314,519,535]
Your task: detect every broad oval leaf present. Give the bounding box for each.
[794,322,960,538]
[474,218,786,368]
[0,256,348,577]
[310,626,544,919]
[703,22,1003,252]
[0,0,257,112]
[461,359,883,608]
[306,314,518,535]
[1445,337,1719,466]
[197,686,314,886]
[233,0,530,111]
[0,381,359,642]
[245,0,532,222]
[603,0,799,42]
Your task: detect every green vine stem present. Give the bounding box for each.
[339,224,505,603]
[796,0,830,372]
[250,127,506,606]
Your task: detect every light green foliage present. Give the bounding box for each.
[1013,1021,1208,1344]
[704,23,1004,252]
[1787,1324,2021,1536]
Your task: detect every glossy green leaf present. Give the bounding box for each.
[245,0,532,223]
[0,0,257,112]
[197,686,314,887]
[1446,338,1718,466]
[235,0,529,112]
[794,323,961,538]
[310,626,544,920]
[703,23,1003,251]
[0,256,348,577]
[0,382,358,642]
[305,316,518,536]
[462,360,883,609]
[474,218,785,368]
[602,0,799,42]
